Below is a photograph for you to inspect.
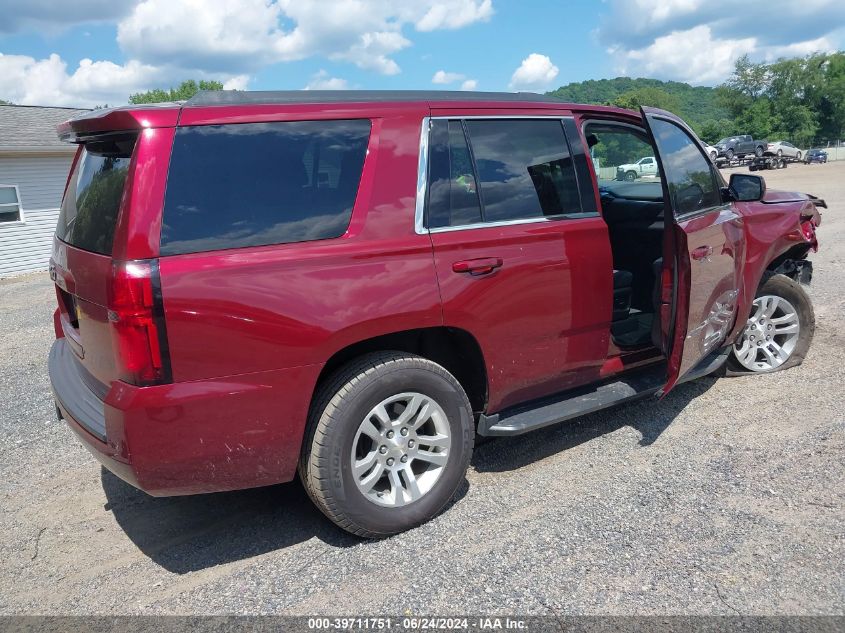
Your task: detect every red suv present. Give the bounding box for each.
[49,91,822,537]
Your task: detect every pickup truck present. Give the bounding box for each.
[616,156,658,181]
[714,135,767,160]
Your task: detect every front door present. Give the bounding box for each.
[422,113,614,412]
[642,108,745,393]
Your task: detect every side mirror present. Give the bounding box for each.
[728,173,766,202]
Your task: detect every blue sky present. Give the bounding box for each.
[0,0,843,108]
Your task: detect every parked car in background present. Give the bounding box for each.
[616,155,658,180]
[804,148,828,164]
[49,92,822,537]
[703,143,718,161]
[767,141,802,160]
[715,135,767,160]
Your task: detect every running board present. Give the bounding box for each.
[477,364,666,437]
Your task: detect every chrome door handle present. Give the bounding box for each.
[452,257,503,275]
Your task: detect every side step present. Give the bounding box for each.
[477,364,666,437]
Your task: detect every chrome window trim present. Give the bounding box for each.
[415,114,597,235]
[429,213,600,234]
[414,117,431,235]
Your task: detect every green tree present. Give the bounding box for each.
[0,99,12,105]
[129,80,224,104]
[611,87,682,114]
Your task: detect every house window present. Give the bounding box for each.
[0,185,21,223]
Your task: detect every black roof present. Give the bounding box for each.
[186,90,565,107]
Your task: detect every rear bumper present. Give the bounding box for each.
[49,338,322,496]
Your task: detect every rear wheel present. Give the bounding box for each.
[710,150,717,161]
[299,352,474,537]
[777,149,783,157]
[728,274,814,374]
[796,151,802,161]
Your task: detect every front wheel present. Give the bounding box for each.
[624,170,637,181]
[725,149,735,161]
[755,146,764,157]
[300,352,474,537]
[710,150,717,161]
[728,274,815,374]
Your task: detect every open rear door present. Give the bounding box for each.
[640,107,744,394]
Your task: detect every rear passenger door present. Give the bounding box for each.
[421,113,613,412]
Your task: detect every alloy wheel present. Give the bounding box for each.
[733,295,800,371]
[351,392,451,507]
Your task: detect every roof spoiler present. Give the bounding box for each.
[57,103,181,143]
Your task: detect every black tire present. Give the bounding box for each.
[710,151,717,161]
[777,149,783,157]
[624,170,637,181]
[299,352,474,537]
[796,151,802,161]
[727,273,815,375]
[755,145,764,157]
[726,149,735,161]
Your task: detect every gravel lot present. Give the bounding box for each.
[1,162,843,616]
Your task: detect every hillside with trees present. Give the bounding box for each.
[547,51,845,147]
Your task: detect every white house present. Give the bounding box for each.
[0,104,88,277]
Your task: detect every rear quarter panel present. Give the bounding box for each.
[158,106,442,382]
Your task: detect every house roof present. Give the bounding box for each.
[0,104,90,153]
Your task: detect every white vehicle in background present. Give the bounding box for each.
[767,141,802,160]
[704,144,718,161]
[616,156,658,181]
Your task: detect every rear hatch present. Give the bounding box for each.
[52,134,137,391]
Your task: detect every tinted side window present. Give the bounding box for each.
[650,118,721,216]
[56,136,136,255]
[464,119,580,222]
[426,120,483,228]
[160,119,370,255]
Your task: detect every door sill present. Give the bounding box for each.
[478,362,666,437]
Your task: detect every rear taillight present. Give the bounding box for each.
[107,259,171,386]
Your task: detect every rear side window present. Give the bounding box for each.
[160,119,371,255]
[56,135,136,255]
[426,120,483,228]
[464,119,581,223]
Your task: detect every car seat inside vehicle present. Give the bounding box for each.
[585,122,667,350]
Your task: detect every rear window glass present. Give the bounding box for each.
[56,135,136,255]
[160,119,371,255]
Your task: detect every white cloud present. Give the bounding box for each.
[432,70,465,84]
[598,0,845,85]
[116,0,493,77]
[620,26,756,85]
[0,52,161,107]
[304,70,350,90]
[223,75,251,90]
[0,52,251,107]
[416,0,493,31]
[509,53,559,91]
[460,79,478,90]
[615,25,838,85]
